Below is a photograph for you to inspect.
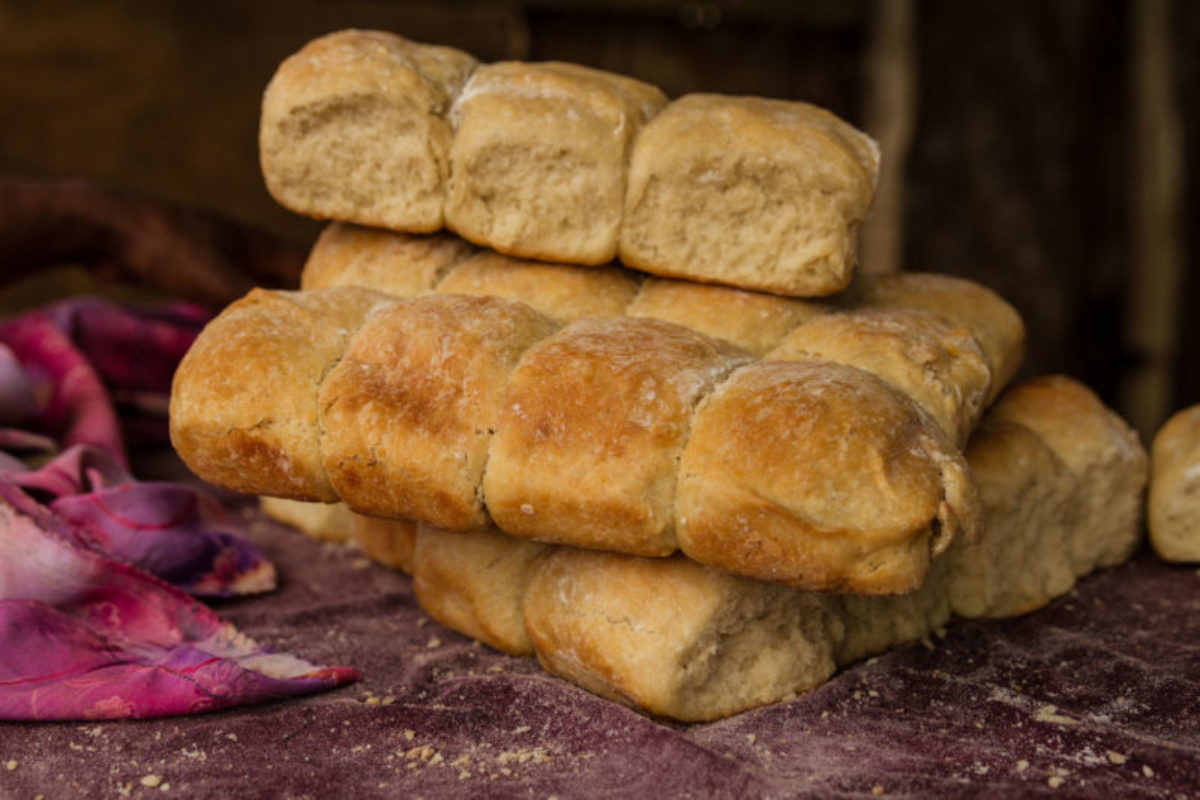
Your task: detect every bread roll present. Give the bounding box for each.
[436,251,641,323]
[258,497,417,572]
[766,308,992,447]
[349,513,418,573]
[852,272,1025,402]
[446,61,667,264]
[619,94,880,297]
[676,360,980,595]
[259,497,354,544]
[944,419,1076,617]
[412,525,548,655]
[169,287,390,501]
[261,30,477,231]
[301,222,476,295]
[522,549,839,722]
[986,376,1146,570]
[1148,405,1200,562]
[319,294,558,529]
[484,317,751,556]
[627,277,834,355]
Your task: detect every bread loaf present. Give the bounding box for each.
[168,286,390,501]
[446,61,667,264]
[298,224,1027,382]
[412,525,547,656]
[619,94,879,296]
[171,281,1000,592]
[261,30,478,232]
[261,32,879,295]
[1148,405,1200,562]
[517,375,1147,721]
[676,360,979,595]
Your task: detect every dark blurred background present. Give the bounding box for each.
[0,0,1194,440]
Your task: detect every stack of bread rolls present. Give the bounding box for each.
[168,29,1150,721]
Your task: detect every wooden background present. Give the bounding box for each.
[0,0,1194,440]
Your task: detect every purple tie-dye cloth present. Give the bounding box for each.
[0,298,360,720]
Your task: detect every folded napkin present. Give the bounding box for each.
[0,298,359,720]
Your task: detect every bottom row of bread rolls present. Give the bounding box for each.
[264,374,1147,722]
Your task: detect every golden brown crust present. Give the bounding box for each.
[446,61,667,264]
[412,525,548,655]
[169,287,390,501]
[627,277,834,355]
[319,294,558,529]
[301,222,476,295]
[852,272,1025,401]
[1149,405,1200,562]
[484,317,751,556]
[436,251,641,322]
[261,30,478,231]
[619,93,879,297]
[766,308,992,447]
[676,360,980,595]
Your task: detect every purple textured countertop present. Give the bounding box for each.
[3,504,1199,799]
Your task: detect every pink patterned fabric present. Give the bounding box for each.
[0,298,359,720]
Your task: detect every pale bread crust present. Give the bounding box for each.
[766,308,992,447]
[262,33,880,294]
[436,251,641,323]
[522,549,837,722]
[676,360,980,595]
[301,222,476,295]
[987,376,1147,570]
[619,94,880,297]
[412,525,547,655]
[260,30,477,231]
[446,61,667,264]
[319,294,558,529]
[1149,405,1200,562]
[168,287,389,501]
[853,272,1025,402]
[484,317,751,556]
[349,512,418,573]
[259,497,354,544]
[627,277,834,355]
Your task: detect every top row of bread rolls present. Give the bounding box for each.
[260,29,880,297]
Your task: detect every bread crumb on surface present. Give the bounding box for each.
[3,759,16,771]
